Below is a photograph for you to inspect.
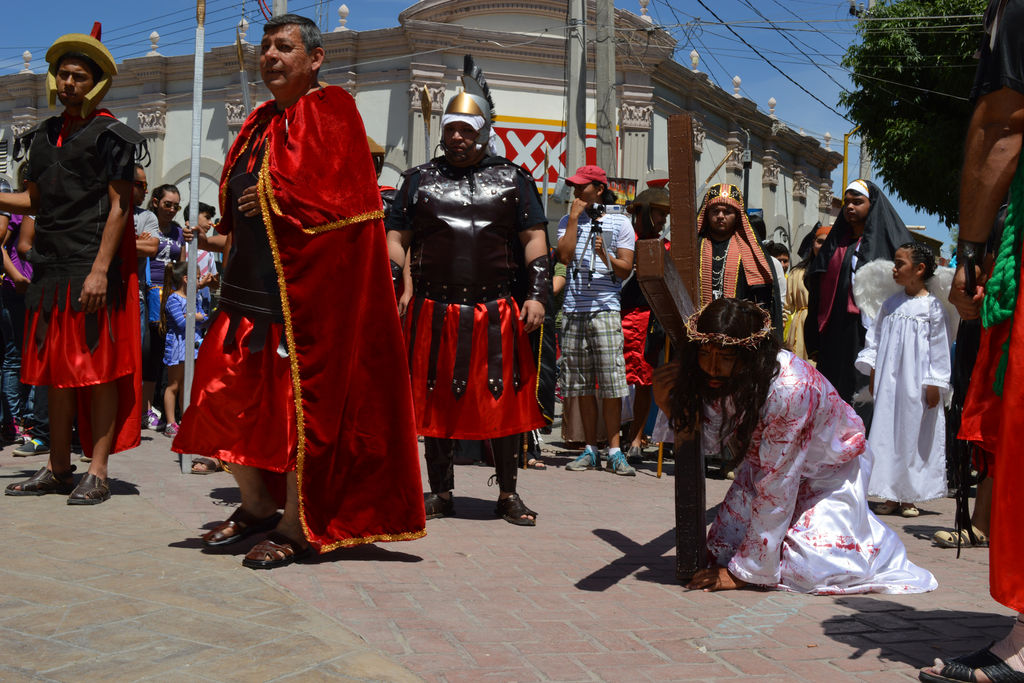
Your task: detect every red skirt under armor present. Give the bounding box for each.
[22,286,136,387]
[405,296,544,440]
[172,313,297,472]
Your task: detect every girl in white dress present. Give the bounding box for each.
[856,242,951,517]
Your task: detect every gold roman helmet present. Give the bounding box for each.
[441,55,494,153]
[45,23,117,117]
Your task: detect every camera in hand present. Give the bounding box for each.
[585,204,606,221]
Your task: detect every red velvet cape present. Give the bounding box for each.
[214,87,425,551]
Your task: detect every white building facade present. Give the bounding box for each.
[0,0,842,250]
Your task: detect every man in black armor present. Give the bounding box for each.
[386,56,551,526]
[2,25,144,505]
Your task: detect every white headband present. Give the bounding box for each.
[844,179,869,197]
[441,113,485,132]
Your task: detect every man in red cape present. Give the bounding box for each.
[2,24,142,505]
[172,14,424,569]
[921,1,1024,681]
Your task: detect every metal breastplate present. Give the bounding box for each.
[219,144,283,321]
[409,161,520,290]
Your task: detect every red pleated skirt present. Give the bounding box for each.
[621,307,653,386]
[405,297,544,440]
[171,313,297,473]
[22,288,136,388]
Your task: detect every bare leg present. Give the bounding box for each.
[163,364,183,426]
[229,463,281,519]
[973,476,994,536]
[579,394,598,446]
[602,397,622,450]
[627,385,652,449]
[47,386,75,476]
[276,471,306,545]
[87,381,117,480]
[142,380,155,415]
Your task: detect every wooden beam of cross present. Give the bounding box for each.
[635,113,708,583]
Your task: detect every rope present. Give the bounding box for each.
[981,153,1024,394]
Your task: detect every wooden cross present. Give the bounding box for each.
[635,113,708,583]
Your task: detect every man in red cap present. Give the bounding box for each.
[555,164,637,476]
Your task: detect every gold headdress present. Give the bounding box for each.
[44,23,117,117]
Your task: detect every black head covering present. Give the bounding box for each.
[806,180,914,277]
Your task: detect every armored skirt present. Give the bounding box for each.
[405,295,544,440]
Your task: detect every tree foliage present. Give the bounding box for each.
[840,0,987,227]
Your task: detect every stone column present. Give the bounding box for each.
[760,150,780,232]
[818,179,834,225]
[725,129,744,186]
[790,169,809,250]
[137,103,167,184]
[618,101,652,185]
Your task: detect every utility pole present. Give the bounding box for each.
[565,0,586,177]
[742,129,752,206]
[273,0,287,16]
[594,0,616,173]
[859,137,872,181]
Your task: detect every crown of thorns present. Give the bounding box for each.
[684,302,773,348]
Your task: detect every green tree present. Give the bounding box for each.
[840,0,987,227]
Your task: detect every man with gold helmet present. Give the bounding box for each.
[1,24,144,505]
[386,55,551,527]
[695,183,781,332]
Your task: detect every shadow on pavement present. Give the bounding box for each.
[575,528,679,591]
[821,596,1015,668]
[315,544,423,564]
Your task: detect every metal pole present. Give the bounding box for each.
[181,0,206,473]
[842,124,861,190]
[566,0,586,175]
[235,28,252,116]
[594,0,616,173]
[273,0,287,16]
[741,129,752,207]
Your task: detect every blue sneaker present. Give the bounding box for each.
[13,438,49,457]
[566,445,600,471]
[606,449,636,477]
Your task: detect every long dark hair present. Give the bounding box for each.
[159,262,188,336]
[669,298,781,462]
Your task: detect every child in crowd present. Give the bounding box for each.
[160,263,206,437]
[856,242,951,517]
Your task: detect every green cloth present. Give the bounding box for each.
[980,153,1024,394]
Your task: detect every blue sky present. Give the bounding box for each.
[2,0,972,251]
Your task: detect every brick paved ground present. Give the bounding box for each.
[0,424,1013,682]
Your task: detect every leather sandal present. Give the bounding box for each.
[495,493,537,527]
[424,492,455,519]
[919,645,1024,682]
[202,508,282,548]
[67,473,110,505]
[5,466,76,496]
[241,531,312,570]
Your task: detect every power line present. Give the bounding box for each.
[689,0,852,121]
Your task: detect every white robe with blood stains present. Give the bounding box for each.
[705,350,937,595]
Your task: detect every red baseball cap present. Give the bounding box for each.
[566,165,608,186]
